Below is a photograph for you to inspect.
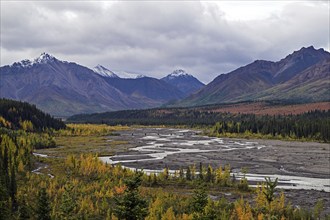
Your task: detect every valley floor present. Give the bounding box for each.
[36,126,330,214]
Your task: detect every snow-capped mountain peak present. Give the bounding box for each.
[160,69,205,96]
[34,52,56,64]
[11,52,59,68]
[93,65,119,78]
[167,69,191,79]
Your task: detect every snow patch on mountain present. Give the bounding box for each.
[93,65,119,78]
[116,71,146,79]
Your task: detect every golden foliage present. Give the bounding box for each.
[0,116,11,128]
[58,124,129,136]
[180,213,193,220]
[231,198,253,220]
[162,207,176,220]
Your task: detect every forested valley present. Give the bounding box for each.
[69,104,330,143]
[0,99,329,219]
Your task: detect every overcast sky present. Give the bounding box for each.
[1,1,329,83]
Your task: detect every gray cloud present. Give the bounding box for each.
[1,1,329,83]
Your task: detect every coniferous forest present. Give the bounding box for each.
[0,99,329,219]
[0,98,66,131]
[69,107,330,143]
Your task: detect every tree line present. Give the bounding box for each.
[210,110,330,142]
[69,107,330,142]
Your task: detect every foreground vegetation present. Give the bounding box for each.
[1,123,329,219]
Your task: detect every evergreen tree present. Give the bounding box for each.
[18,196,30,219]
[264,177,278,206]
[191,184,208,214]
[198,162,203,180]
[114,172,148,220]
[36,188,51,220]
[205,165,213,183]
[0,184,10,220]
[186,166,191,181]
[9,164,17,211]
[152,173,158,186]
[179,167,184,180]
[0,144,10,220]
[60,184,76,218]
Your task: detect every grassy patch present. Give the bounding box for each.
[35,124,131,157]
[34,135,128,157]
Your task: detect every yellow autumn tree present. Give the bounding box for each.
[146,197,163,220]
[161,207,176,220]
[231,197,253,220]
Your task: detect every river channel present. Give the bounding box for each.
[99,127,330,192]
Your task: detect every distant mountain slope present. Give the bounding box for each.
[92,65,185,105]
[103,77,185,106]
[273,46,330,83]
[174,46,330,106]
[250,58,330,102]
[161,69,205,96]
[0,53,143,117]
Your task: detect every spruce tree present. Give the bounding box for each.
[198,162,203,180]
[186,166,191,181]
[60,184,76,218]
[36,188,51,220]
[191,184,208,214]
[18,196,30,219]
[114,172,148,220]
[206,165,213,183]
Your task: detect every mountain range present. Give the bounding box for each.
[0,53,204,116]
[1,46,329,117]
[172,46,330,107]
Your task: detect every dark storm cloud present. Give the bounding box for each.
[1,1,329,83]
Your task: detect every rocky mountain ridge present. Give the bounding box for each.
[173,46,330,106]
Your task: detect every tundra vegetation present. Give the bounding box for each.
[0,99,329,219]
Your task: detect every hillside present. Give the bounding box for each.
[248,58,330,102]
[0,98,65,130]
[174,46,330,106]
